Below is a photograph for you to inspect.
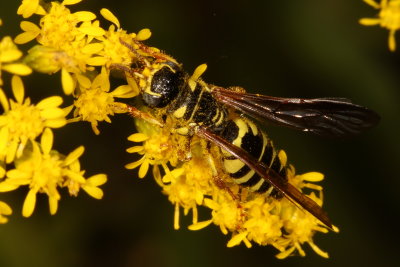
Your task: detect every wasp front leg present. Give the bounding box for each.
[115,103,164,128]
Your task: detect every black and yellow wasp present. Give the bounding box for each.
[117,39,379,229]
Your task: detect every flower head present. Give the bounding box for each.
[71,68,136,134]
[15,0,106,94]
[360,0,400,51]
[0,128,107,217]
[0,75,66,163]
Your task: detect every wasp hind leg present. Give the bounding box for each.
[205,153,241,203]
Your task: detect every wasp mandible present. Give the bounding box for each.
[116,38,380,230]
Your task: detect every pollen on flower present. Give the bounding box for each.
[360,0,400,51]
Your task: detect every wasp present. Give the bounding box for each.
[116,39,380,230]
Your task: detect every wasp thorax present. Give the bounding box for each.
[142,62,184,108]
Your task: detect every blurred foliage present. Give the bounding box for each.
[0,0,399,267]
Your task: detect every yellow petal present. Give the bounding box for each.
[136,29,151,41]
[14,31,39,44]
[49,195,59,215]
[86,56,107,66]
[125,156,145,169]
[100,8,120,28]
[111,85,136,98]
[278,150,287,166]
[308,241,329,258]
[0,88,10,112]
[359,18,381,26]
[61,68,75,95]
[0,181,19,192]
[20,20,40,32]
[0,50,22,62]
[40,128,53,155]
[301,172,324,182]
[6,140,18,163]
[40,108,65,119]
[126,146,144,153]
[127,133,148,142]
[82,43,104,54]
[17,0,39,18]
[73,11,96,22]
[227,232,248,247]
[138,159,149,178]
[174,203,180,230]
[37,96,63,109]
[75,73,91,88]
[1,64,32,75]
[203,198,219,210]
[22,188,37,217]
[44,118,67,128]
[0,201,12,215]
[191,64,207,81]
[83,186,103,199]
[126,76,140,96]
[6,169,32,180]
[64,169,86,183]
[87,174,107,186]
[389,30,396,52]
[78,25,106,36]
[275,246,296,259]
[63,0,82,5]
[11,75,24,104]
[64,146,84,166]
[188,219,213,230]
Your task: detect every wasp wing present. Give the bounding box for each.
[212,87,380,138]
[197,126,333,229]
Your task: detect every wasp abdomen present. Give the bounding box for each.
[219,118,287,196]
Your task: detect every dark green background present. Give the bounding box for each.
[1,1,398,267]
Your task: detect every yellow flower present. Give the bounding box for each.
[17,0,45,19]
[360,0,400,51]
[96,13,152,68]
[0,75,66,163]
[0,36,32,86]
[0,128,107,217]
[125,117,179,173]
[71,68,136,134]
[15,0,106,94]
[0,201,12,223]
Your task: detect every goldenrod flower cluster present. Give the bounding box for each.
[126,116,337,258]
[360,0,400,51]
[0,0,337,259]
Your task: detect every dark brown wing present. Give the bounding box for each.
[212,87,380,138]
[197,126,333,229]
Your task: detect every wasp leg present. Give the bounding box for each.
[109,63,136,78]
[119,37,174,63]
[117,104,164,127]
[205,153,240,203]
[176,136,193,162]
